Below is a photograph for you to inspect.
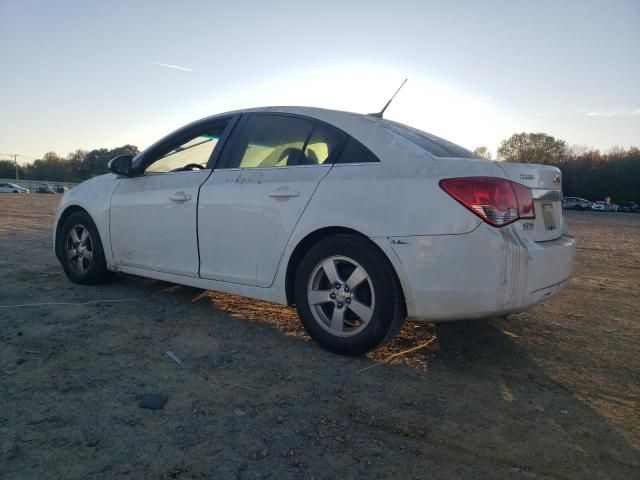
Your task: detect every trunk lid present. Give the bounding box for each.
[495,162,564,241]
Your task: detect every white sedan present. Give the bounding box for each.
[53,107,575,355]
[591,201,617,211]
[0,182,29,193]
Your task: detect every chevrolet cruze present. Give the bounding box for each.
[54,107,576,355]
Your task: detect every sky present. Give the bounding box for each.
[0,0,638,164]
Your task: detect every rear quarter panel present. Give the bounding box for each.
[296,156,501,238]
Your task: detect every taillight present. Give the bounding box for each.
[511,181,534,219]
[439,177,536,227]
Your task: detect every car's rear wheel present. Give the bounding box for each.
[574,205,583,211]
[58,211,111,285]
[294,234,405,355]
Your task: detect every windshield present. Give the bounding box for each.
[381,119,478,159]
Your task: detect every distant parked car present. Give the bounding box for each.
[54,185,70,193]
[562,196,592,210]
[618,202,639,213]
[0,182,29,193]
[36,185,55,194]
[608,203,619,212]
[591,201,608,211]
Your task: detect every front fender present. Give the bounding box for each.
[53,175,120,268]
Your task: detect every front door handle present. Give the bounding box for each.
[169,191,192,202]
[269,188,299,198]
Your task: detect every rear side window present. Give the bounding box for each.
[303,125,343,165]
[224,115,315,169]
[382,120,477,158]
[335,137,379,164]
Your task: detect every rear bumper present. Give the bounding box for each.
[374,223,575,322]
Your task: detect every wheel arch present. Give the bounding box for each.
[54,205,91,261]
[284,226,407,313]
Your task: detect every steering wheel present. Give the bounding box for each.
[172,163,205,172]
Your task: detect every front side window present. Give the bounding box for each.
[224,115,316,169]
[146,133,221,173]
[142,117,233,173]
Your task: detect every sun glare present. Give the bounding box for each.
[136,64,511,155]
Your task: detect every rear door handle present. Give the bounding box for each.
[269,188,299,198]
[169,191,192,202]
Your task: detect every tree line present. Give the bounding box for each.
[2,133,638,201]
[0,145,139,184]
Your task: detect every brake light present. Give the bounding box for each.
[439,177,536,227]
[511,181,535,219]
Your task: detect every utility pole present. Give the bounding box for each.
[13,154,19,180]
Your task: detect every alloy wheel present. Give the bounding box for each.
[307,255,375,337]
[65,224,93,274]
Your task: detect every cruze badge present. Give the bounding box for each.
[520,174,535,180]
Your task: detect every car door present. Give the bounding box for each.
[198,113,345,287]
[109,116,236,277]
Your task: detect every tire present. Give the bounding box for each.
[574,205,582,211]
[294,234,405,355]
[57,211,111,285]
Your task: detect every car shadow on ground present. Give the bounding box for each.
[114,275,640,477]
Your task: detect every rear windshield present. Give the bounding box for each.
[381,119,478,159]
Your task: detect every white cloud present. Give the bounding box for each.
[584,108,639,118]
[146,61,194,72]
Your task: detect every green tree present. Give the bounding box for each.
[82,144,138,178]
[17,145,140,182]
[0,160,18,178]
[24,152,68,181]
[66,149,89,181]
[497,133,566,165]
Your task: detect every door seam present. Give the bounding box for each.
[196,169,216,278]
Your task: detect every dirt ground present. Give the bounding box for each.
[1,194,639,479]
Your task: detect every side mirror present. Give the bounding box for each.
[108,154,133,176]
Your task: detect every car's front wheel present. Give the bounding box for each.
[294,234,405,355]
[58,210,111,285]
